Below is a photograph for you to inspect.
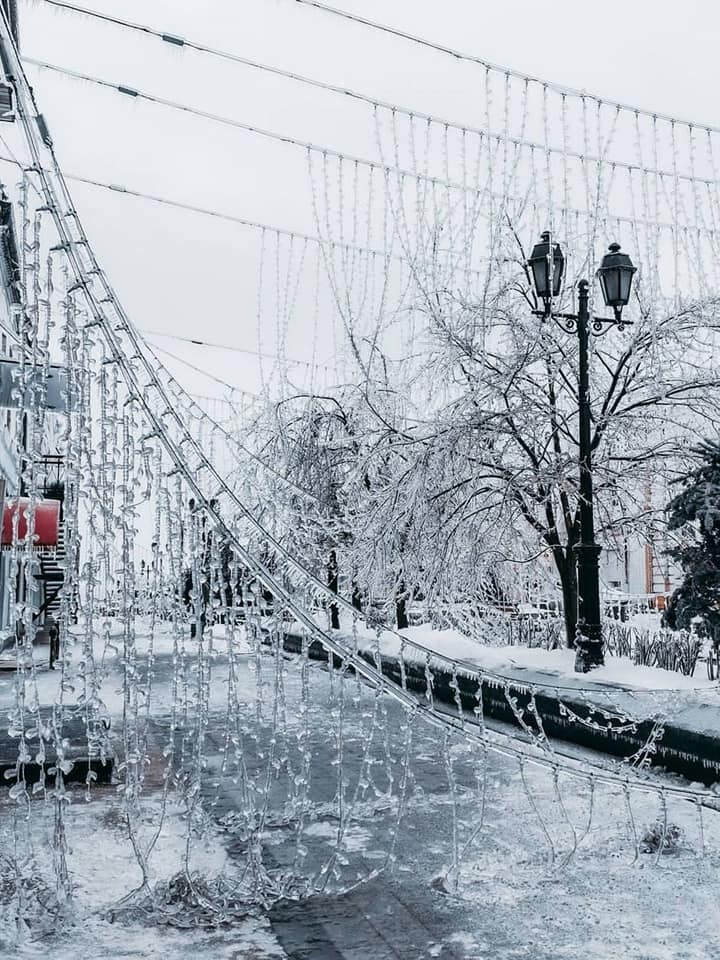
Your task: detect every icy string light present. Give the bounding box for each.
[6,17,720,935]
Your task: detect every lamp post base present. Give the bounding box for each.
[573,540,604,672]
[574,621,604,673]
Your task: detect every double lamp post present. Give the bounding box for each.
[526,233,637,672]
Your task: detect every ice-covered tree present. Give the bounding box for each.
[241,391,369,626]
[664,440,720,637]
[332,225,720,647]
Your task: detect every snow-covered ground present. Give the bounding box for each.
[0,621,252,717]
[306,610,716,692]
[0,796,286,959]
[2,619,720,957]
[388,624,715,691]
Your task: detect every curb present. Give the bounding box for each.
[0,710,114,789]
[274,631,720,786]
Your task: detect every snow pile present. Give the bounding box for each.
[396,626,716,691]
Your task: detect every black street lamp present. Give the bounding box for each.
[596,242,638,322]
[527,235,637,672]
[528,231,565,311]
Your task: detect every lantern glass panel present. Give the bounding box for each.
[619,269,633,304]
[532,259,550,299]
[604,269,621,305]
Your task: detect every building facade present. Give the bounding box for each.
[0,192,20,632]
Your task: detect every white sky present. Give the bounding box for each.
[11,0,720,399]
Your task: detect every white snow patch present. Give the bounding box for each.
[308,612,716,693]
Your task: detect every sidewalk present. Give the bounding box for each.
[2,623,720,959]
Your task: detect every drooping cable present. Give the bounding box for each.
[291,0,720,133]
[35,0,720,135]
[23,58,709,235]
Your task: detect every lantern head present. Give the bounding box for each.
[596,242,636,318]
[527,231,565,313]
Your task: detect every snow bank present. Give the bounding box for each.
[355,621,714,693]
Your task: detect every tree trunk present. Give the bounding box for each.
[554,546,578,649]
[351,582,363,612]
[396,581,409,630]
[328,550,340,630]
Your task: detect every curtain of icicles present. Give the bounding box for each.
[2,18,720,945]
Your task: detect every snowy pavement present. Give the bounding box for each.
[2,623,720,958]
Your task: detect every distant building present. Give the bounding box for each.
[0,7,66,644]
[601,532,680,612]
[0,193,21,468]
[0,2,19,45]
[601,476,682,614]
[0,192,68,642]
[520,480,683,619]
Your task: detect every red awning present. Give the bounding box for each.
[2,498,60,549]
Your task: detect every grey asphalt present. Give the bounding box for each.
[120,649,720,959]
[4,636,720,958]
[199,721,471,960]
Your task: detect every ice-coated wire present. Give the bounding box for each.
[442,728,461,893]
[518,756,556,865]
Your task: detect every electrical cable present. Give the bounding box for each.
[149,341,255,396]
[291,0,720,133]
[19,4,712,183]
[150,342,343,417]
[189,388,261,407]
[23,57,376,165]
[21,57,701,233]
[144,329,333,373]
[33,0,720,142]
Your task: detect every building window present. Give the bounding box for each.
[1,333,6,355]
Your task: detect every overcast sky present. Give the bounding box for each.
[11,0,720,398]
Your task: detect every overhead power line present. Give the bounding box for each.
[24,57,397,173]
[23,3,717,181]
[66,176,489,275]
[143,329,333,372]
[68,175,398,261]
[0,146,404,259]
[151,341,263,396]
[36,0,719,134]
[20,59,698,233]
[73,174,320,236]
[292,0,719,134]
[190,389,261,407]
[36,0,397,110]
